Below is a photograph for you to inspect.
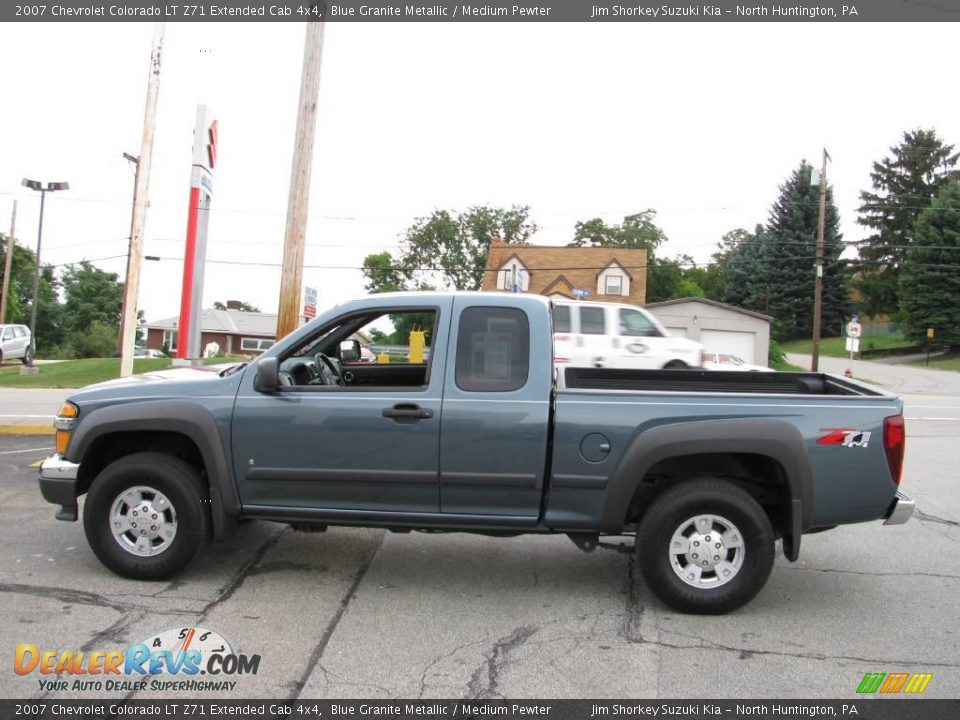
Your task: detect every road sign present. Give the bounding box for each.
[304,305,316,318]
[845,337,860,353]
[927,328,935,339]
[846,320,862,339]
[572,288,589,300]
[303,286,318,305]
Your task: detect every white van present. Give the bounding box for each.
[552,300,703,369]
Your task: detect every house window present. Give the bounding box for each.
[497,262,528,291]
[604,275,623,295]
[240,337,276,352]
[162,330,178,352]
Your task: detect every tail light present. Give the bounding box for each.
[883,415,906,485]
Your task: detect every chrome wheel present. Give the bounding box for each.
[669,513,744,589]
[109,485,177,557]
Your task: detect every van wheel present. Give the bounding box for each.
[663,361,687,369]
[637,478,774,614]
[83,452,210,580]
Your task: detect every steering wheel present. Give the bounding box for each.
[315,353,345,386]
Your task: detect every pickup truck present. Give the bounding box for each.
[39,292,913,614]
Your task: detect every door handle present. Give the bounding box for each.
[382,404,434,422]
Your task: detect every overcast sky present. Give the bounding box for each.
[1,22,958,323]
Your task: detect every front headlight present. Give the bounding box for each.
[54,401,79,455]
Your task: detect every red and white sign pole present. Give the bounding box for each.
[176,105,217,362]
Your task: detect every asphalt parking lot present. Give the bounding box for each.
[1,391,958,701]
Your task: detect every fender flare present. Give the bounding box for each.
[68,401,240,537]
[603,418,813,560]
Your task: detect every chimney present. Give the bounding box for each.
[226,300,242,311]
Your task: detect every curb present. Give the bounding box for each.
[0,424,54,436]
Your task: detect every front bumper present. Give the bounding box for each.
[39,454,80,521]
[883,491,915,525]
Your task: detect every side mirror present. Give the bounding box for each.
[254,357,279,393]
[339,339,361,363]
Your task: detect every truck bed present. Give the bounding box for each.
[563,368,887,396]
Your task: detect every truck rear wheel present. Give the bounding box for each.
[637,478,774,614]
[83,452,210,580]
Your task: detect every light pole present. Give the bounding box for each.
[21,178,69,367]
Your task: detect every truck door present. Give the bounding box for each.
[439,298,552,519]
[231,301,450,514]
[611,307,664,369]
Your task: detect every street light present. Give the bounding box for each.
[20,178,69,367]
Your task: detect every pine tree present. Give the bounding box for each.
[722,225,768,312]
[900,179,960,348]
[761,161,849,340]
[856,129,959,317]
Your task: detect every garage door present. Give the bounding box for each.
[699,330,757,364]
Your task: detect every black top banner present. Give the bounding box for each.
[6,0,960,22]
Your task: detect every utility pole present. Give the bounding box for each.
[120,22,165,378]
[117,152,139,354]
[1,201,15,324]
[277,20,326,340]
[811,148,830,373]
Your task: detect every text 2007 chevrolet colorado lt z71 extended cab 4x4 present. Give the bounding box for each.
[39,292,913,614]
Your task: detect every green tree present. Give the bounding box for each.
[856,129,959,316]
[60,261,123,334]
[722,226,768,312]
[62,321,120,359]
[213,300,261,312]
[899,179,960,348]
[362,205,538,294]
[361,251,409,294]
[762,161,849,340]
[568,210,667,252]
[0,238,61,351]
[646,256,683,302]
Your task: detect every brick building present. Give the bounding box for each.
[481,242,647,304]
[144,301,283,356]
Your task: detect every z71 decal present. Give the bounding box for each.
[817,428,872,448]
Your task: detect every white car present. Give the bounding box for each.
[0,324,33,364]
[552,300,703,369]
[702,351,772,372]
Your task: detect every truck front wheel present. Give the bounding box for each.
[637,478,774,614]
[83,452,210,580]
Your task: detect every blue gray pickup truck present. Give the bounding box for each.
[39,292,913,613]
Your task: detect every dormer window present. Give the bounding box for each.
[497,256,529,292]
[597,261,629,296]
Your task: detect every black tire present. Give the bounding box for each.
[83,452,210,580]
[663,361,687,369]
[21,347,33,365]
[637,478,774,614]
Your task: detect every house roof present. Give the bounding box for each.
[146,309,279,337]
[482,242,648,300]
[644,297,774,323]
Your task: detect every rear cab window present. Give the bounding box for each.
[455,307,530,392]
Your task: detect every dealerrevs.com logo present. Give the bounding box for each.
[15,626,260,693]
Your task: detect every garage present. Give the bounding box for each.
[645,298,773,367]
[699,329,756,361]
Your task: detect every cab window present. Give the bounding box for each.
[580,307,605,335]
[619,309,660,337]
